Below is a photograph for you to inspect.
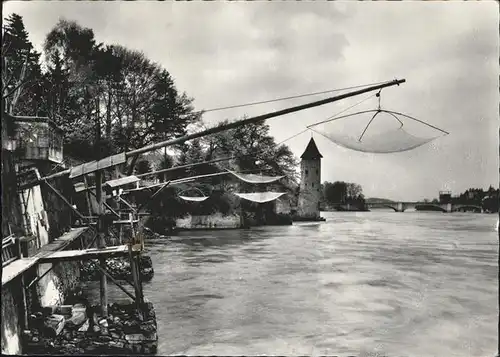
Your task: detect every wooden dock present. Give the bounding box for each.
[2,257,39,286]
[39,244,141,263]
[2,227,89,286]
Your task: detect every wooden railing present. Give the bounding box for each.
[2,235,20,267]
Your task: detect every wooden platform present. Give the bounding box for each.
[39,244,142,263]
[2,257,38,286]
[37,227,90,257]
[1,227,89,286]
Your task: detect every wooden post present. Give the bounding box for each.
[95,170,108,317]
[128,244,143,319]
[20,274,29,329]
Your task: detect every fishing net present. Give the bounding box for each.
[234,192,286,203]
[178,187,209,202]
[308,95,449,154]
[227,170,285,184]
[179,196,209,202]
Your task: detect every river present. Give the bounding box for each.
[82,211,498,357]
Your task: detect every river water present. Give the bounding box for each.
[82,211,498,357]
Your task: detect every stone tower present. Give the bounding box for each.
[297,137,323,220]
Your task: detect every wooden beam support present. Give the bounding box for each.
[137,181,171,212]
[37,79,406,184]
[20,274,29,329]
[42,180,87,221]
[88,189,121,218]
[95,262,137,302]
[128,244,143,318]
[95,170,108,317]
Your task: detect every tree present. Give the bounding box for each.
[40,20,201,164]
[135,159,152,175]
[2,13,44,115]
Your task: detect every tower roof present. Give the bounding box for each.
[300,137,323,160]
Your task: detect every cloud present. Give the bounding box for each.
[3,1,498,201]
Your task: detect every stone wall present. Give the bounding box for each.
[1,281,23,355]
[176,213,242,230]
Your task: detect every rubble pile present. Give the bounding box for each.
[80,255,154,282]
[23,301,158,355]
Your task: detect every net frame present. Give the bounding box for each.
[234,192,286,203]
[227,170,285,184]
[178,187,209,202]
[307,107,449,154]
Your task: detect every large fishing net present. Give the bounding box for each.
[178,187,209,202]
[227,170,285,184]
[308,93,449,153]
[234,192,286,203]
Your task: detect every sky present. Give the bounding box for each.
[3,1,499,201]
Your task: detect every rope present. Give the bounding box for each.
[191,81,390,115]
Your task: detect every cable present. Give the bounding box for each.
[191,80,389,115]
[307,93,377,128]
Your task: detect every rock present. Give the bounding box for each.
[110,332,121,339]
[44,314,65,337]
[66,311,87,327]
[92,324,101,333]
[140,322,156,333]
[98,335,112,342]
[125,333,144,344]
[54,305,73,316]
[98,318,108,327]
[92,313,99,325]
[144,332,157,341]
[101,327,109,335]
[77,319,89,332]
[42,306,56,316]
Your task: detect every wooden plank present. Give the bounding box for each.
[38,244,142,263]
[69,153,126,179]
[113,220,139,224]
[2,257,39,286]
[36,227,90,257]
[104,175,140,189]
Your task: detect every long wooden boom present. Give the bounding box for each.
[41,79,405,182]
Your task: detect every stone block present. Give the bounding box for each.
[44,314,65,337]
[77,319,89,332]
[54,305,73,316]
[42,306,57,316]
[144,332,157,341]
[125,333,144,344]
[66,311,87,327]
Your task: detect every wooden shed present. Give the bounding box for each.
[13,116,64,164]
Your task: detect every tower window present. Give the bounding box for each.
[305,169,308,175]
[312,183,315,188]
[316,169,318,174]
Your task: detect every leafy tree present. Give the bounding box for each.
[2,13,44,115]
[135,159,152,175]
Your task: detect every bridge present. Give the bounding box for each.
[335,202,484,213]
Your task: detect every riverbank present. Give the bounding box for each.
[23,300,158,355]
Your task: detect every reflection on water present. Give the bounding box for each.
[82,212,498,356]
